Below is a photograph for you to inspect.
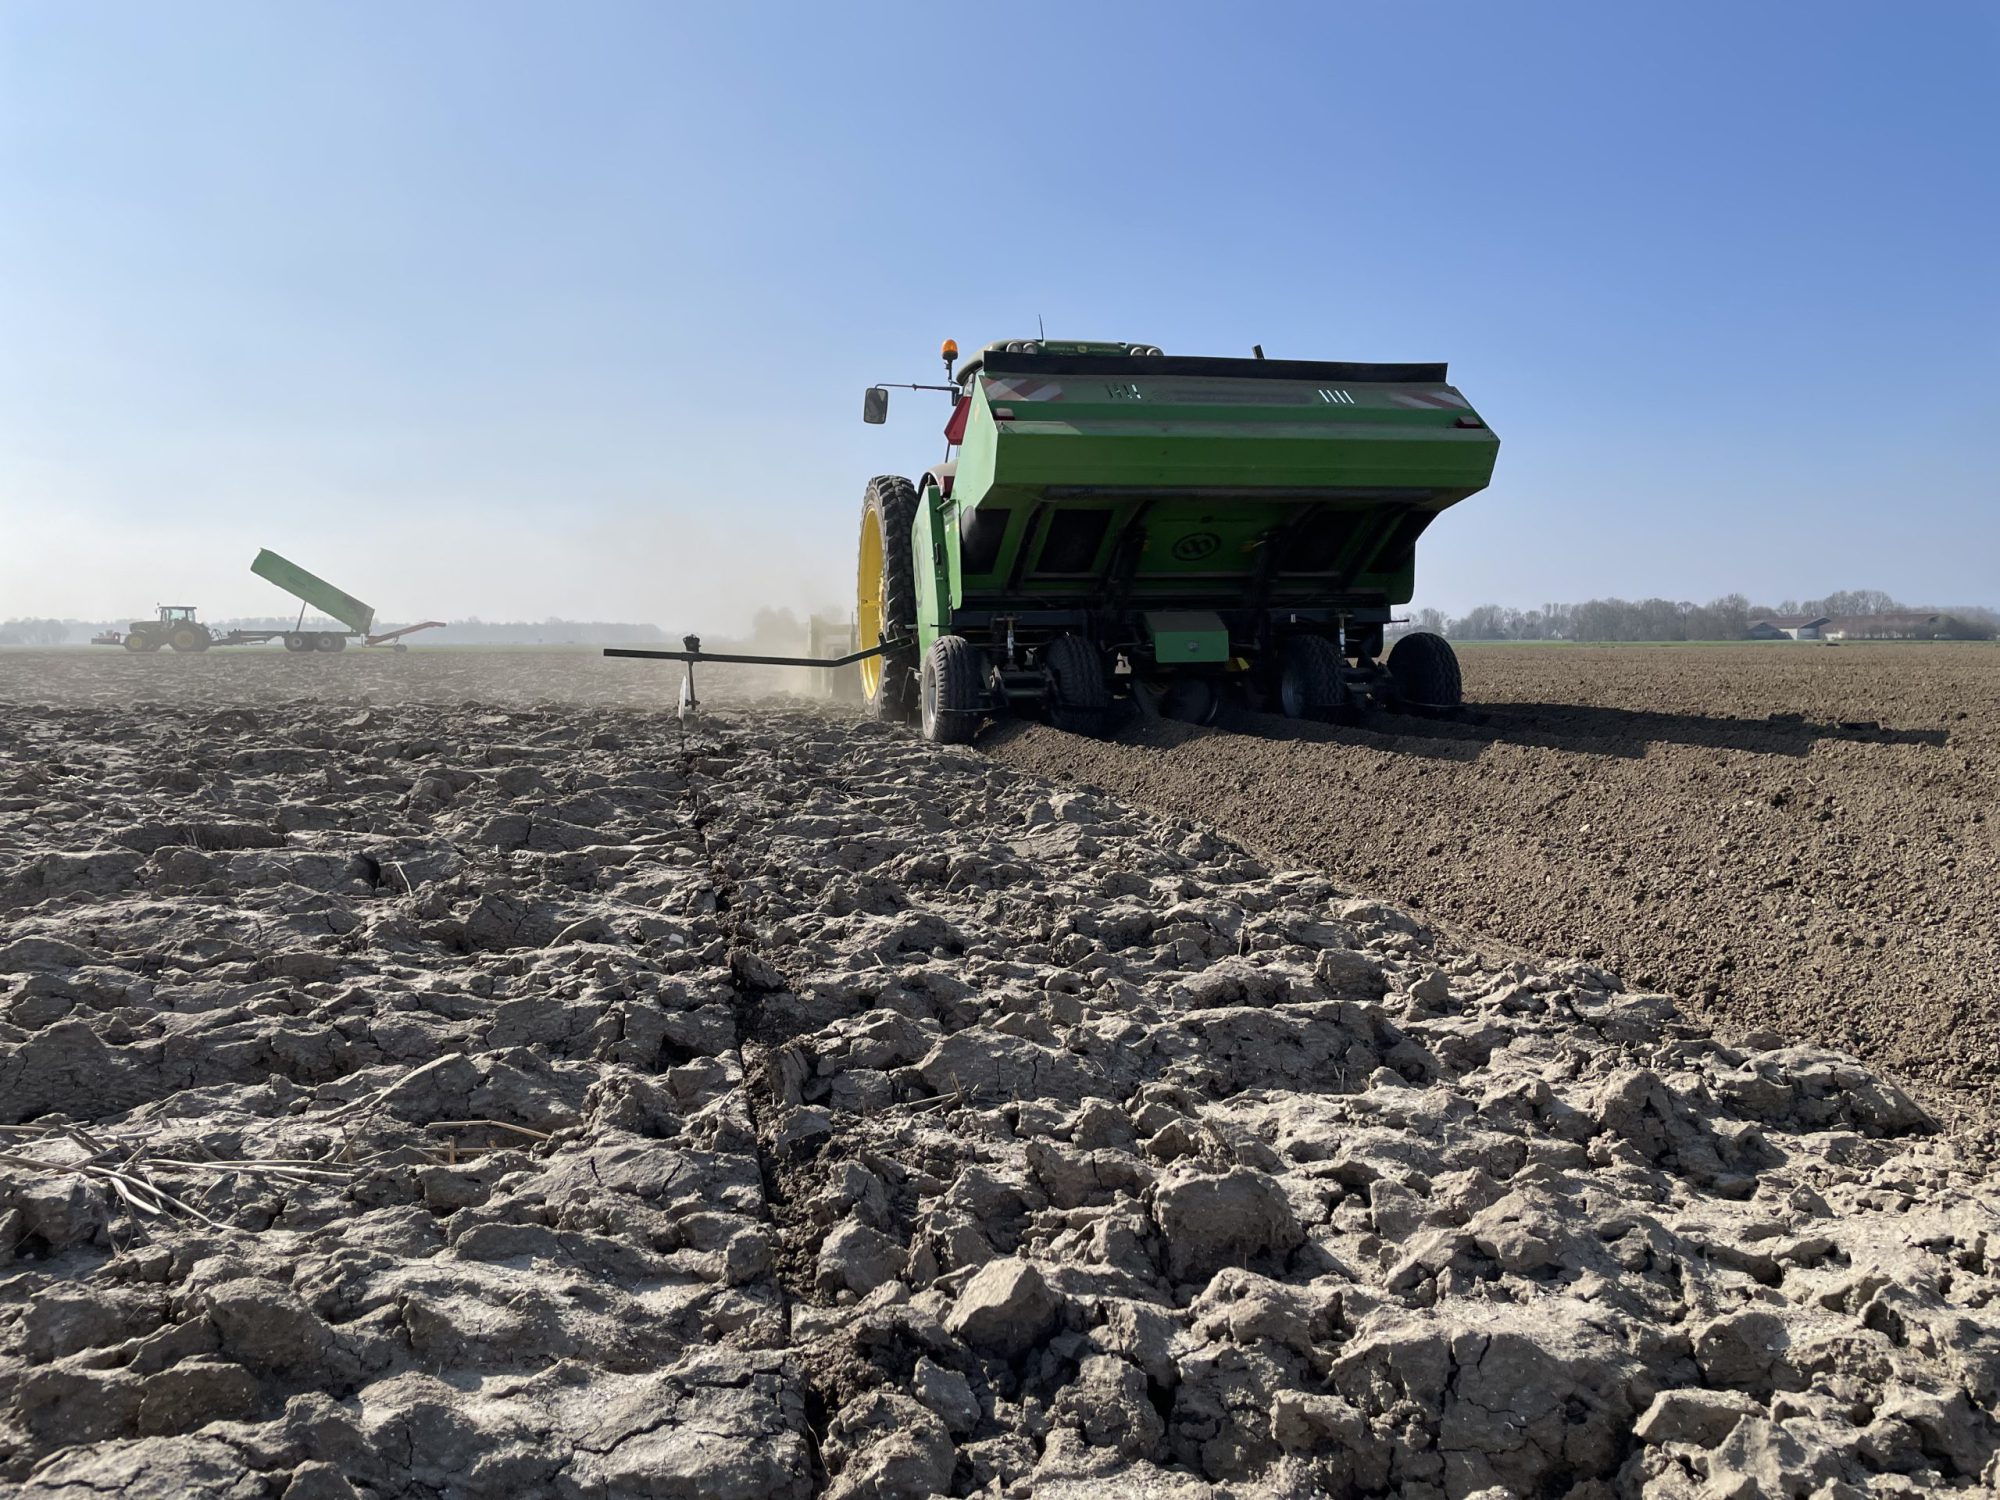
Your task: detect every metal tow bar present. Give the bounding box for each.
[604,635,907,721]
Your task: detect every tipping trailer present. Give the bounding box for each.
[109,550,444,654]
[609,337,1500,741]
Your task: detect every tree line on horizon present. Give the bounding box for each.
[1400,591,1999,643]
[7,593,1998,647]
[0,616,675,647]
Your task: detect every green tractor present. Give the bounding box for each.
[856,338,1500,743]
[122,606,211,654]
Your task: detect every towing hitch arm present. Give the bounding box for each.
[603,634,909,721]
[603,636,907,668]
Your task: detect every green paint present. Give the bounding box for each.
[883,341,1499,689]
[1143,610,1230,663]
[250,549,375,635]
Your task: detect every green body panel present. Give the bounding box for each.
[1144,611,1230,663]
[913,498,949,653]
[251,549,375,636]
[938,354,1498,623]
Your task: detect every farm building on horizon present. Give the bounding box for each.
[1824,612,1948,640]
[1748,615,1831,641]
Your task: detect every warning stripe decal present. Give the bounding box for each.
[984,376,1468,410]
[984,377,1064,402]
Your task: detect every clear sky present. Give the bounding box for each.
[2,2,1993,627]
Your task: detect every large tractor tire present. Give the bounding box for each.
[169,626,206,653]
[919,636,984,745]
[1387,630,1463,710]
[1044,634,1110,734]
[124,632,157,654]
[315,633,347,653]
[857,475,920,723]
[1279,636,1344,719]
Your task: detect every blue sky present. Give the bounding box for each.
[2,2,1993,626]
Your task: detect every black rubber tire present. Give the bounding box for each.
[1158,677,1222,725]
[169,626,204,653]
[124,633,156,654]
[860,475,920,723]
[1279,636,1344,719]
[1044,634,1110,734]
[315,633,347,653]
[1387,630,1463,710]
[920,635,984,744]
[283,633,310,653]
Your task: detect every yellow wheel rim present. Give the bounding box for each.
[857,507,884,698]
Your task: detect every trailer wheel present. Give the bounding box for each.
[1044,634,1110,734]
[920,636,983,745]
[124,632,156,653]
[857,475,919,723]
[283,633,310,653]
[1159,677,1222,725]
[1279,636,1344,719]
[1387,631,1462,710]
[315,633,347,653]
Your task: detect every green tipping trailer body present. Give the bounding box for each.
[251,549,376,636]
[911,348,1496,658]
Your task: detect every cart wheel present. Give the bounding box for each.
[1159,677,1221,725]
[1044,634,1110,735]
[283,633,308,653]
[1386,631,1462,710]
[1279,637,1344,719]
[315,633,347,653]
[920,635,984,744]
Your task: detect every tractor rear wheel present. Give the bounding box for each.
[1279,636,1344,719]
[169,626,205,653]
[920,636,983,745]
[124,632,156,653]
[1387,631,1462,710]
[857,475,919,723]
[1044,634,1110,734]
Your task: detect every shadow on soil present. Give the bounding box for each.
[1008,702,1953,762]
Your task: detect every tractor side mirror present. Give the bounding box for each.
[862,386,889,424]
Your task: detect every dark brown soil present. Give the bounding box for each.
[988,643,2000,1135]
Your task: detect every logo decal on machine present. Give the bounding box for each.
[1171,533,1222,562]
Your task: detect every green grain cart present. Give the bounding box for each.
[856,338,1500,742]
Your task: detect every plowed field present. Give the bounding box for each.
[990,644,2000,1136]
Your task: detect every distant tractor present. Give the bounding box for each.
[102,551,444,657]
[122,606,211,654]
